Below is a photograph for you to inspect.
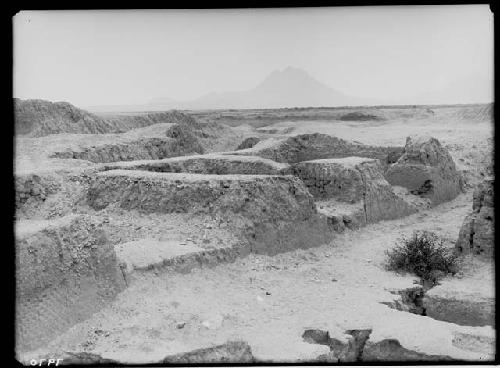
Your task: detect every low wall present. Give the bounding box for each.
[101,154,291,176]
[228,133,403,166]
[88,170,333,255]
[51,137,204,163]
[15,215,126,352]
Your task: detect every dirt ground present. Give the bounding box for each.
[16,105,495,363]
[20,189,494,363]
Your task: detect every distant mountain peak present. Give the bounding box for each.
[281,65,308,74]
[87,67,375,112]
[264,66,315,80]
[256,66,327,92]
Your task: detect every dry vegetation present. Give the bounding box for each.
[15,100,494,364]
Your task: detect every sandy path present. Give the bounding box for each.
[23,189,493,363]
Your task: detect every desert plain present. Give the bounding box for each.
[15,100,494,363]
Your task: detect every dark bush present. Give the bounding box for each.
[385,231,459,284]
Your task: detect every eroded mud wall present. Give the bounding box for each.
[16,215,126,352]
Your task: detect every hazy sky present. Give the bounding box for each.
[14,6,493,107]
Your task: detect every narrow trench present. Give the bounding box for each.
[382,277,494,330]
[381,285,427,316]
[303,278,494,361]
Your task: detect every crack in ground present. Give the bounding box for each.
[381,286,427,316]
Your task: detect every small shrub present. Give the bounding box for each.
[385,231,459,284]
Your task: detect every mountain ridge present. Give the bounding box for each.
[85,67,379,112]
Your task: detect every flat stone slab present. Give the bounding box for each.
[423,278,495,327]
[423,256,494,328]
[305,156,378,167]
[116,239,217,272]
[101,153,290,175]
[15,216,76,238]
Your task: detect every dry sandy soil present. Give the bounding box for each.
[15,104,494,363]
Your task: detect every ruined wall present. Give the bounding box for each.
[292,157,418,225]
[15,98,198,137]
[230,133,402,166]
[386,136,463,206]
[51,137,204,163]
[15,215,126,352]
[456,179,494,257]
[101,154,291,176]
[47,115,242,164]
[88,171,314,218]
[15,170,92,220]
[15,99,114,136]
[291,157,366,202]
[15,172,62,210]
[88,170,332,255]
[357,159,419,223]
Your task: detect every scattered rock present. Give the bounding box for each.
[303,328,372,362]
[161,341,254,363]
[57,352,118,365]
[303,328,453,362]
